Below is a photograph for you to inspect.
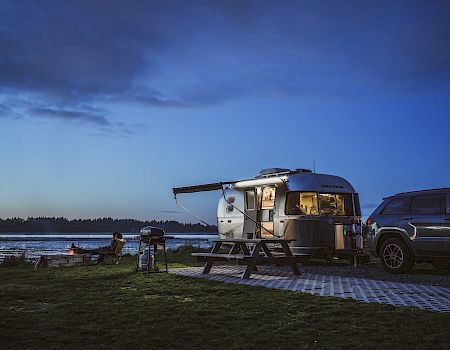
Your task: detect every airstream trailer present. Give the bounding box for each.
[173,168,363,257]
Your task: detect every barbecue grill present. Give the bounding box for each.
[134,226,168,274]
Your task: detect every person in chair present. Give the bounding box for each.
[70,232,123,255]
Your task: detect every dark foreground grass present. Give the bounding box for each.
[0,255,449,350]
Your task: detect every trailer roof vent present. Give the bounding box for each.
[257,168,291,178]
[294,168,312,173]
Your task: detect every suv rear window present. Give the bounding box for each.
[382,197,411,214]
[411,194,443,214]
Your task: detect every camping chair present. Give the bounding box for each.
[100,239,126,265]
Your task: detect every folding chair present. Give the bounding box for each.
[101,239,126,264]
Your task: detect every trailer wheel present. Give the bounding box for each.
[380,237,414,273]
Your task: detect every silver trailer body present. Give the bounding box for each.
[174,168,362,255]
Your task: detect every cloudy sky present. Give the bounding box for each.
[0,0,449,223]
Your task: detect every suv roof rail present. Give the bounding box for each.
[392,188,450,197]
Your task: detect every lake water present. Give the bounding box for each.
[0,232,218,261]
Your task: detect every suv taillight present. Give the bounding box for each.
[366,217,374,225]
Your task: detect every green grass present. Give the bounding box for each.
[0,253,449,350]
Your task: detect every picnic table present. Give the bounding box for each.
[192,238,302,279]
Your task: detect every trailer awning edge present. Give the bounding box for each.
[173,182,234,195]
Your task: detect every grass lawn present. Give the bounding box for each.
[1,253,449,350]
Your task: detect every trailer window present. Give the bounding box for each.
[285,192,319,215]
[245,190,255,210]
[319,193,354,216]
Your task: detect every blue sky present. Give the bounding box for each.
[0,0,449,223]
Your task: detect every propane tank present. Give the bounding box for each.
[139,248,155,270]
[138,249,147,269]
[150,253,155,269]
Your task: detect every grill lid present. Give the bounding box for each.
[140,226,165,236]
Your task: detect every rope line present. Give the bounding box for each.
[174,195,211,226]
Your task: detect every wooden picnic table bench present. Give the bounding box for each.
[192,238,303,279]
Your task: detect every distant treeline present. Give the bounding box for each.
[0,217,217,233]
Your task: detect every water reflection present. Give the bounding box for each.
[0,233,218,261]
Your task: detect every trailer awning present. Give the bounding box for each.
[173,182,235,195]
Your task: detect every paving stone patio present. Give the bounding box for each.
[171,265,450,313]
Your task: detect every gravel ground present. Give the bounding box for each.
[298,261,450,288]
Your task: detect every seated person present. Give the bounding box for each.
[70,232,123,255]
[108,232,123,253]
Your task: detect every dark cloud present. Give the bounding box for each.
[0,103,9,117]
[29,106,110,126]
[126,88,192,108]
[0,0,449,130]
[26,104,138,136]
[0,100,22,119]
[0,1,161,101]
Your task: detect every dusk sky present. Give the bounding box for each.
[0,0,449,224]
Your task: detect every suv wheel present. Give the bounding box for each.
[380,237,414,273]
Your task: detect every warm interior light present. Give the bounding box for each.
[261,187,276,209]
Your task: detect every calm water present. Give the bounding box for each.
[0,232,218,261]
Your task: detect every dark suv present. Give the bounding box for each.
[365,188,450,273]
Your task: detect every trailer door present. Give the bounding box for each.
[260,186,276,238]
[243,189,257,238]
